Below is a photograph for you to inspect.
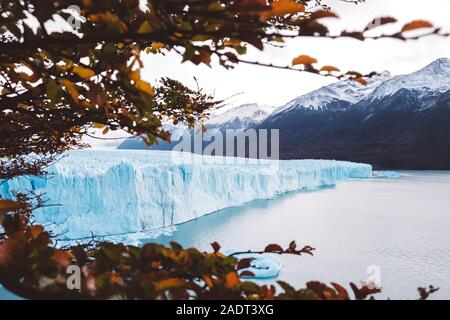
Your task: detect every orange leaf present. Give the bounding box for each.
[225,272,240,289]
[61,79,79,103]
[51,249,71,268]
[128,70,140,82]
[138,21,152,33]
[401,20,433,33]
[331,282,350,300]
[264,243,284,252]
[237,258,254,270]
[30,225,44,237]
[73,66,95,79]
[154,278,185,292]
[135,79,154,96]
[320,65,341,73]
[239,270,255,277]
[0,239,25,272]
[110,273,122,284]
[0,199,23,213]
[310,10,338,20]
[354,77,367,86]
[93,122,105,129]
[261,0,305,17]
[151,42,165,50]
[203,275,214,288]
[292,54,318,66]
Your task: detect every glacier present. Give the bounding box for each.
[0,150,372,241]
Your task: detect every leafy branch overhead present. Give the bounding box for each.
[1,0,448,162]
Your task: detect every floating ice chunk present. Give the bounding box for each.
[375,171,405,179]
[222,249,284,279]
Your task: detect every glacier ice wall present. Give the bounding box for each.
[0,150,372,240]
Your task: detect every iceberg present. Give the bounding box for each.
[374,171,405,179]
[223,249,284,279]
[0,150,372,241]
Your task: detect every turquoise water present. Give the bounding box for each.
[2,171,449,300]
[152,171,450,300]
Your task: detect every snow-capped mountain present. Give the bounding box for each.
[207,103,275,129]
[272,71,392,114]
[368,58,450,101]
[257,58,450,169]
[272,58,450,116]
[117,103,274,150]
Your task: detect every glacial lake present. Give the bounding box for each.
[1,171,449,300]
[153,171,450,300]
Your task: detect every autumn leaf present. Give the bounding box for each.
[264,244,283,252]
[211,241,221,253]
[138,21,152,33]
[203,275,214,288]
[354,77,367,86]
[61,79,79,103]
[30,224,44,237]
[292,55,318,66]
[260,285,276,299]
[300,245,315,256]
[73,66,95,79]
[128,70,140,82]
[225,272,240,289]
[310,10,338,20]
[237,258,254,270]
[401,20,433,33]
[199,50,212,67]
[261,0,305,17]
[0,239,26,275]
[331,282,349,300]
[320,65,340,73]
[70,245,87,265]
[93,122,105,129]
[89,11,128,33]
[346,71,363,78]
[350,282,381,300]
[239,270,255,277]
[46,79,60,105]
[154,278,186,292]
[151,42,165,50]
[51,250,71,268]
[286,240,297,253]
[418,286,440,300]
[135,79,154,96]
[0,199,23,213]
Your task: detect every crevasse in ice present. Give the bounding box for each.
[0,150,372,240]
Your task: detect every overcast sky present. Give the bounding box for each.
[141,0,450,109]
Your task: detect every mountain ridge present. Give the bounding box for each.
[257,58,450,169]
[118,58,450,169]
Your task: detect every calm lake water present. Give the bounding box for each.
[153,171,450,300]
[1,171,449,300]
